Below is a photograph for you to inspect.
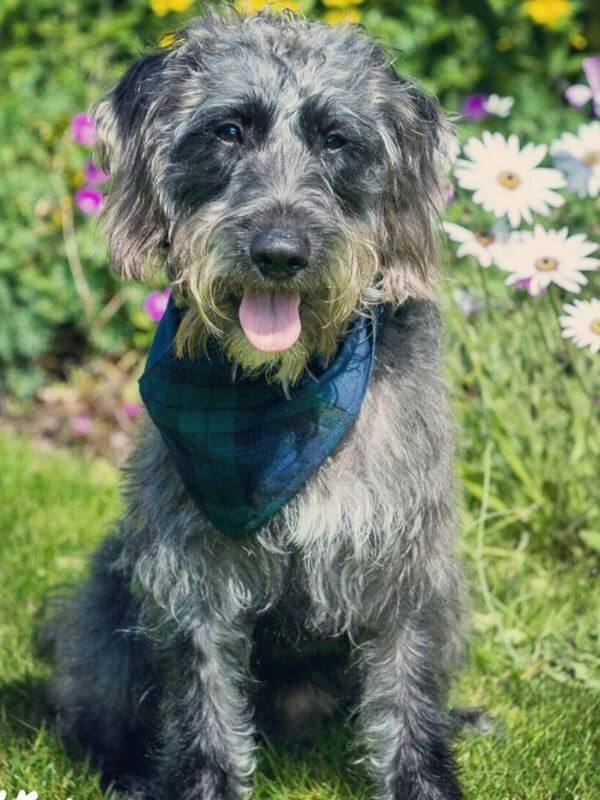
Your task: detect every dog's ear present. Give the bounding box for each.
[93,50,173,280]
[377,72,455,304]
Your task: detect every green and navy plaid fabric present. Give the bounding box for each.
[139,298,383,539]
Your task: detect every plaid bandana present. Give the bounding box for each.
[139,297,383,539]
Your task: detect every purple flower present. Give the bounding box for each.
[566,56,600,115]
[513,277,546,297]
[70,112,96,146]
[462,94,489,120]
[144,288,171,322]
[72,415,93,436]
[583,56,600,116]
[453,289,484,319]
[441,182,455,206]
[121,401,140,419]
[84,160,109,184]
[74,186,103,216]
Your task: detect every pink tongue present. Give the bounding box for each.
[239,288,301,352]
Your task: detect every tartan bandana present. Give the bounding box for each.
[139,297,383,539]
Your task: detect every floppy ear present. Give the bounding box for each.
[377,73,455,305]
[93,50,174,280]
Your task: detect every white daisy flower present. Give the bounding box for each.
[559,299,600,354]
[485,94,514,118]
[551,121,600,198]
[454,132,566,228]
[443,221,506,267]
[495,225,599,296]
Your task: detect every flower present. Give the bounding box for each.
[150,0,193,15]
[454,132,565,228]
[323,0,365,6]
[523,0,572,27]
[121,401,141,419]
[453,289,484,319]
[569,32,587,50]
[441,183,455,205]
[485,94,514,118]
[72,415,93,436]
[512,277,544,296]
[565,84,594,109]
[84,160,109,184]
[443,222,506,268]
[551,122,600,198]
[234,0,300,13]
[323,8,363,23]
[144,288,171,321]
[495,225,599,296]
[462,94,488,120]
[565,57,600,116]
[559,299,600,353]
[74,186,103,216]
[583,56,600,117]
[70,112,96,146]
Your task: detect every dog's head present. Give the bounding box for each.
[94,10,453,383]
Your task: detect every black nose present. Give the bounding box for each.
[250,227,311,279]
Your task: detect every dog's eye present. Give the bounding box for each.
[216,124,243,144]
[323,132,347,152]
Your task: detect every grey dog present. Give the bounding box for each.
[48,9,467,800]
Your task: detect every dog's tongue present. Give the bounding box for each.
[239,288,301,352]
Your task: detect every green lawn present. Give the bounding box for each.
[0,426,598,799]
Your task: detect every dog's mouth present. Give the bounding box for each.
[238,287,302,353]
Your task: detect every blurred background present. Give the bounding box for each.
[0,2,598,798]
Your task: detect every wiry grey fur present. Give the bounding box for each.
[47,9,467,800]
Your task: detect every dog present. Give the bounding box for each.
[47,9,466,800]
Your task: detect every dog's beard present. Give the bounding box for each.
[171,221,382,385]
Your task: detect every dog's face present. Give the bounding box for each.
[95,11,452,382]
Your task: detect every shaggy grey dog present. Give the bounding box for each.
[48,9,466,800]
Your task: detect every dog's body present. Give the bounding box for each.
[49,10,466,800]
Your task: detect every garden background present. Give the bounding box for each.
[0,1,599,798]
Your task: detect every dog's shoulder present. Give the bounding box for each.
[376,299,443,375]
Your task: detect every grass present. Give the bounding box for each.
[0,415,598,799]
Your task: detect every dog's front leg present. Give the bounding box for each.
[356,613,463,800]
[155,615,256,800]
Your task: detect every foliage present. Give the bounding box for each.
[0,0,596,396]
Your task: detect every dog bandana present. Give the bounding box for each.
[139,297,383,539]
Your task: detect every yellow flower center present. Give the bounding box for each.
[591,319,600,336]
[498,170,522,190]
[583,151,600,166]
[534,257,559,272]
[475,230,495,246]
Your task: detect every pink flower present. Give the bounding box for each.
[144,288,171,321]
[121,401,140,419]
[70,112,96,146]
[566,56,600,115]
[74,186,103,216]
[583,56,600,117]
[462,94,489,120]
[84,160,109,184]
[72,415,93,436]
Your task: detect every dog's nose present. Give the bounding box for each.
[250,228,311,279]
